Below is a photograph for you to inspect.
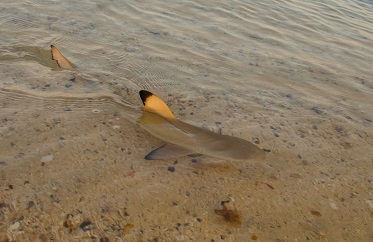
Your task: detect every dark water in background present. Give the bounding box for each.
[1,0,372,241]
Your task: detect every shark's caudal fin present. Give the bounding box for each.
[139,90,175,119]
[50,45,75,71]
[145,143,193,160]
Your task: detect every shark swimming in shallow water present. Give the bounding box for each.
[138,90,266,161]
[49,45,266,161]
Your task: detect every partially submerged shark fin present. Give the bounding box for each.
[139,90,175,119]
[145,143,194,160]
[138,90,266,161]
[50,45,75,71]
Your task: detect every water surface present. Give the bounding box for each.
[1,0,372,241]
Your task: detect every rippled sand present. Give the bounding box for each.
[1,0,373,241]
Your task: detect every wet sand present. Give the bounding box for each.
[1,68,372,241]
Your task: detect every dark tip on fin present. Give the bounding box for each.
[144,144,166,160]
[139,90,154,105]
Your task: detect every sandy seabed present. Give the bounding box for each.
[1,63,372,241]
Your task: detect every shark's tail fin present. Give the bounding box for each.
[50,45,75,71]
[139,90,175,119]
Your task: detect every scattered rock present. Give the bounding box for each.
[265,183,274,189]
[312,107,323,114]
[27,201,35,209]
[214,205,241,224]
[8,221,20,231]
[330,203,338,210]
[191,159,198,163]
[252,137,260,144]
[310,210,322,217]
[335,126,343,133]
[40,155,54,162]
[167,166,175,172]
[79,221,92,232]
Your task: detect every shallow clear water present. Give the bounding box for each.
[1,0,372,241]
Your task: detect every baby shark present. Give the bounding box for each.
[138,90,266,161]
[49,45,266,161]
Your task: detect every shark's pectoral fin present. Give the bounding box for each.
[144,143,194,160]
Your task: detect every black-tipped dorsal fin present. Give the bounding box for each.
[50,45,75,71]
[139,90,175,119]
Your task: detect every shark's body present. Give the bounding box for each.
[138,90,265,161]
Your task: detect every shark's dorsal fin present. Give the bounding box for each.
[139,90,175,119]
[50,45,75,71]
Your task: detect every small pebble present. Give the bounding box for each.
[167,166,175,172]
[252,137,260,144]
[310,210,322,217]
[8,222,20,231]
[79,221,92,231]
[312,107,323,114]
[27,201,35,209]
[330,203,338,210]
[40,155,54,162]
